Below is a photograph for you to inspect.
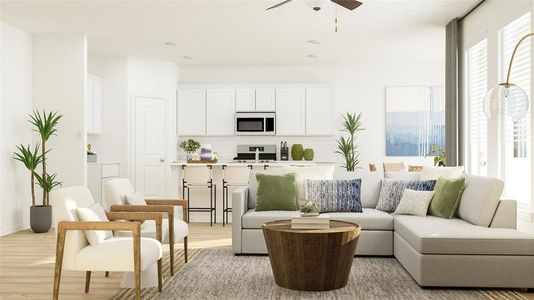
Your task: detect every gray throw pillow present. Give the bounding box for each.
[305,179,362,213]
[375,179,437,213]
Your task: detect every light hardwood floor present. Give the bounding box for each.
[1,224,532,299]
[0,223,231,300]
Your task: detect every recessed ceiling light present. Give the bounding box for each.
[308,40,320,45]
[165,42,177,46]
[307,54,318,59]
[183,56,194,60]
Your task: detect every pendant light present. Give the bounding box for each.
[483,33,532,121]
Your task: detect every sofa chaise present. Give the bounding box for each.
[232,169,534,289]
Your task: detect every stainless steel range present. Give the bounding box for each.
[232,144,277,163]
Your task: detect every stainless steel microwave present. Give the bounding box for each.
[235,112,276,135]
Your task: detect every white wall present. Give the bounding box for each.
[87,56,128,177]
[178,64,444,168]
[0,22,33,235]
[33,34,87,188]
[127,57,180,198]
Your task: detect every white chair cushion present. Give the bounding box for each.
[393,189,435,217]
[241,208,393,230]
[76,205,113,246]
[394,215,534,255]
[458,174,504,227]
[420,166,464,180]
[126,192,146,205]
[75,237,162,272]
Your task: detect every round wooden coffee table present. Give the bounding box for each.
[262,220,361,291]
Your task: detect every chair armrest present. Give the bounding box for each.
[110,204,174,219]
[490,199,517,229]
[145,199,188,222]
[57,220,141,235]
[232,188,248,254]
[106,212,163,242]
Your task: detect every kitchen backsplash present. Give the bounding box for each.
[176,136,337,162]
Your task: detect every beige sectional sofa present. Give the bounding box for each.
[232,169,534,289]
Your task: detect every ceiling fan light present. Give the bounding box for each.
[304,0,329,11]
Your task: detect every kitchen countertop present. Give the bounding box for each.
[170,161,336,167]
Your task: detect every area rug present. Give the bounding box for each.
[113,249,527,300]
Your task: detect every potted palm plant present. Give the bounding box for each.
[336,113,365,172]
[13,110,62,233]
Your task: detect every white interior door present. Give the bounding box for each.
[134,96,166,198]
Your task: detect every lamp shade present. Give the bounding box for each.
[483,83,529,121]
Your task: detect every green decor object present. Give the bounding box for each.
[336,113,365,172]
[303,148,314,161]
[255,173,297,211]
[428,176,466,219]
[425,144,447,166]
[291,144,304,160]
[13,144,44,207]
[179,139,201,153]
[300,200,320,216]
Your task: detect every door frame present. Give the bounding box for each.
[129,93,168,196]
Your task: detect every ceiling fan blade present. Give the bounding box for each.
[331,0,363,11]
[266,0,294,10]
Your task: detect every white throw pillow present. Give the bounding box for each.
[385,171,421,181]
[76,204,113,246]
[458,174,504,227]
[420,166,464,180]
[393,189,435,216]
[126,192,146,205]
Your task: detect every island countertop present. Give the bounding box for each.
[170,161,336,167]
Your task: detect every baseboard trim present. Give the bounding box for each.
[0,223,30,237]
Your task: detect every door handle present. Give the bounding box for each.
[160,158,165,163]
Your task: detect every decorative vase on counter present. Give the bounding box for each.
[303,149,314,161]
[200,144,213,161]
[291,144,304,160]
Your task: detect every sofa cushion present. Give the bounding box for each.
[427,176,465,219]
[458,174,504,227]
[242,208,393,230]
[376,179,437,213]
[394,215,534,255]
[420,166,464,180]
[248,165,335,209]
[384,171,421,180]
[255,173,298,211]
[304,179,362,213]
[335,170,383,208]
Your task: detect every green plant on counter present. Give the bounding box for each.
[179,139,201,153]
[13,144,44,207]
[425,144,447,166]
[336,113,364,172]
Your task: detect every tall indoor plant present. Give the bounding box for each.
[13,110,62,233]
[336,113,364,172]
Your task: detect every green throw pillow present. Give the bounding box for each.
[255,173,297,211]
[428,176,466,219]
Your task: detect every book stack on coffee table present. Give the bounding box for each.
[290,214,330,229]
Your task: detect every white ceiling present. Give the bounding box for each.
[1,0,477,66]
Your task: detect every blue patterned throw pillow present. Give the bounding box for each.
[304,179,362,213]
[375,179,437,213]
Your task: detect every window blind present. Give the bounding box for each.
[467,39,488,175]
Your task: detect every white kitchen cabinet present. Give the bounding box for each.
[276,88,306,135]
[206,89,236,135]
[255,88,276,111]
[235,88,255,112]
[87,162,120,209]
[306,88,334,135]
[86,74,102,134]
[177,88,206,135]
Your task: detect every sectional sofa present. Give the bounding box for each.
[232,168,534,289]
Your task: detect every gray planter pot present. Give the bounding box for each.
[30,205,52,233]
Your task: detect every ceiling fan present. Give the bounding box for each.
[266,0,362,11]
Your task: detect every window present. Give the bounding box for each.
[500,12,531,205]
[466,39,488,176]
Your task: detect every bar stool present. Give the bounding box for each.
[222,165,251,226]
[182,165,216,226]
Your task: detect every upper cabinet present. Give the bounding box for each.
[276,88,306,135]
[306,88,334,135]
[177,88,206,135]
[206,89,236,136]
[86,74,102,135]
[235,88,275,112]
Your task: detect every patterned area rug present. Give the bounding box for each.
[113,249,527,300]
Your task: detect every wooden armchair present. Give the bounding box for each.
[104,178,189,276]
[50,186,164,300]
